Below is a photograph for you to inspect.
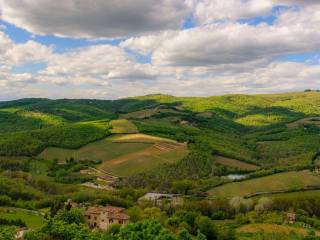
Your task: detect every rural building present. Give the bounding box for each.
[286,212,296,224]
[14,227,27,239]
[84,205,130,230]
[139,193,184,206]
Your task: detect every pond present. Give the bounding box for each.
[223,174,248,180]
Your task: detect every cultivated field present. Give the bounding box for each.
[237,223,320,237]
[213,155,259,171]
[120,107,183,119]
[110,133,178,143]
[208,170,320,198]
[251,189,320,199]
[286,117,320,128]
[109,119,138,134]
[38,133,188,176]
[38,138,152,163]
[99,134,188,176]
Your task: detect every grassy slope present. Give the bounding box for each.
[110,119,138,134]
[1,92,320,168]
[0,207,44,228]
[38,138,152,163]
[98,134,188,176]
[208,170,320,198]
[237,223,320,238]
[212,155,260,170]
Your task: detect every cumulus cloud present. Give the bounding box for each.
[0,31,52,67]
[1,1,320,99]
[0,0,191,39]
[194,0,273,24]
[193,0,320,24]
[121,5,320,68]
[39,45,158,85]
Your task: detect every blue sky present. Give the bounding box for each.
[0,0,320,100]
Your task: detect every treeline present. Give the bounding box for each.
[0,123,109,156]
[0,218,26,227]
[48,158,99,184]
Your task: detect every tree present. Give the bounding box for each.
[172,180,194,195]
[117,220,176,240]
[54,208,85,225]
[127,206,144,222]
[195,216,217,240]
[0,226,15,240]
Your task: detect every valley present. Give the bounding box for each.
[1,92,320,239]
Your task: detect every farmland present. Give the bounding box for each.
[99,134,188,176]
[213,155,259,171]
[1,92,320,239]
[237,223,320,239]
[109,119,138,134]
[38,137,152,164]
[208,171,320,198]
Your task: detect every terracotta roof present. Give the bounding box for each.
[110,212,130,220]
[85,205,130,220]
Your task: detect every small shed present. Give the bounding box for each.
[286,212,296,224]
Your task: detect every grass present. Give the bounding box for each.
[0,207,44,228]
[37,132,188,176]
[120,107,182,119]
[287,117,320,128]
[251,189,320,199]
[208,171,320,198]
[213,155,259,170]
[99,144,188,176]
[237,223,320,237]
[98,134,188,176]
[110,119,138,134]
[38,137,152,163]
[110,133,178,143]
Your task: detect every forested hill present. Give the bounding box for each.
[1,91,320,169]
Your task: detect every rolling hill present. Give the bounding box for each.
[0,91,320,187]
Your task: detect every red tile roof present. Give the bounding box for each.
[85,205,130,220]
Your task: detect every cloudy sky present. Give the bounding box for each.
[0,0,320,100]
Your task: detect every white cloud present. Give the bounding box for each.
[1,1,320,100]
[122,5,320,68]
[0,0,192,39]
[36,44,159,88]
[194,0,273,24]
[0,31,52,67]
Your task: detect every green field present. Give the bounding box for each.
[237,223,320,239]
[110,119,138,134]
[98,134,188,176]
[0,207,44,228]
[99,144,188,176]
[251,189,320,199]
[38,137,152,163]
[208,171,320,198]
[120,107,183,119]
[213,155,259,171]
[37,133,188,176]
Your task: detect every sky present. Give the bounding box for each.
[0,0,320,100]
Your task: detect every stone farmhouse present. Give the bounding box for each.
[84,205,130,230]
[139,192,184,206]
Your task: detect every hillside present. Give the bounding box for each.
[1,92,320,166]
[1,92,320,240]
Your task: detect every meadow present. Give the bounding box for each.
[38,138,151,164]
[212,155,260,171]
[208,171,320,198]
[0,207,44,228]
[109,119,138,134]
